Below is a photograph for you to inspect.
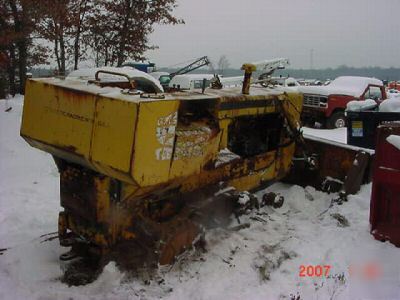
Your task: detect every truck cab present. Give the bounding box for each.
[300,76,387,128]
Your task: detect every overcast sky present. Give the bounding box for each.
[146,0,400,69]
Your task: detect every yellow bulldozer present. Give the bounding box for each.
[20,65,304,281]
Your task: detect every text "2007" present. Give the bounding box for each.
[299,265,331,277]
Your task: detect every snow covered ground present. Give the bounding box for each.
[302,127,347,144]
[1,97,399,300]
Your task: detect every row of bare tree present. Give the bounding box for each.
[0,0,183,96]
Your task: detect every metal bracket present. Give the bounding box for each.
[94,70,136,89]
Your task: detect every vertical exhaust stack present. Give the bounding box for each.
[241,63,257,95]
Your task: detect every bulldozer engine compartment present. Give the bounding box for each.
[227,113,283,158]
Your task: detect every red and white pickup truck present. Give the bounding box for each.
[300,76,387,128]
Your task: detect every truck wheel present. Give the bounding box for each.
[327,111,346,129]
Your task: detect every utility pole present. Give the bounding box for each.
[310,49,314,70]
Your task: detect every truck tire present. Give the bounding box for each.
[327,111,346,129]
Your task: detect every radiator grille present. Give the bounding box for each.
[303,94,327,107]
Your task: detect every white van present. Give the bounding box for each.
[168,74,215,90]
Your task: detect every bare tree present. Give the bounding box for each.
[0,0,184,96]
[217,55,230,75]
[38,1,70,75]
[37,0,91,75]
[69,0,91,70]
[0,1,17,96]
[85,0,183,67]
[0,0,47,94]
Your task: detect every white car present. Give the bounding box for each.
[272,77,300,87]
[168,74,215,90]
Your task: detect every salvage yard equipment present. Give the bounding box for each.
[158,56,211,89]
[20,66,303,282]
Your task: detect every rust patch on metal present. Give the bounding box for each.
[158,220,200,265]
[343,151,370,195]
[60,163,105,222]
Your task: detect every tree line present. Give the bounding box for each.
[276,65,400,82]
[0,0,183,97]
[160,65,400,82]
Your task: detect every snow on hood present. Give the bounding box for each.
[299,76,383,97]
[67,66,164,93]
